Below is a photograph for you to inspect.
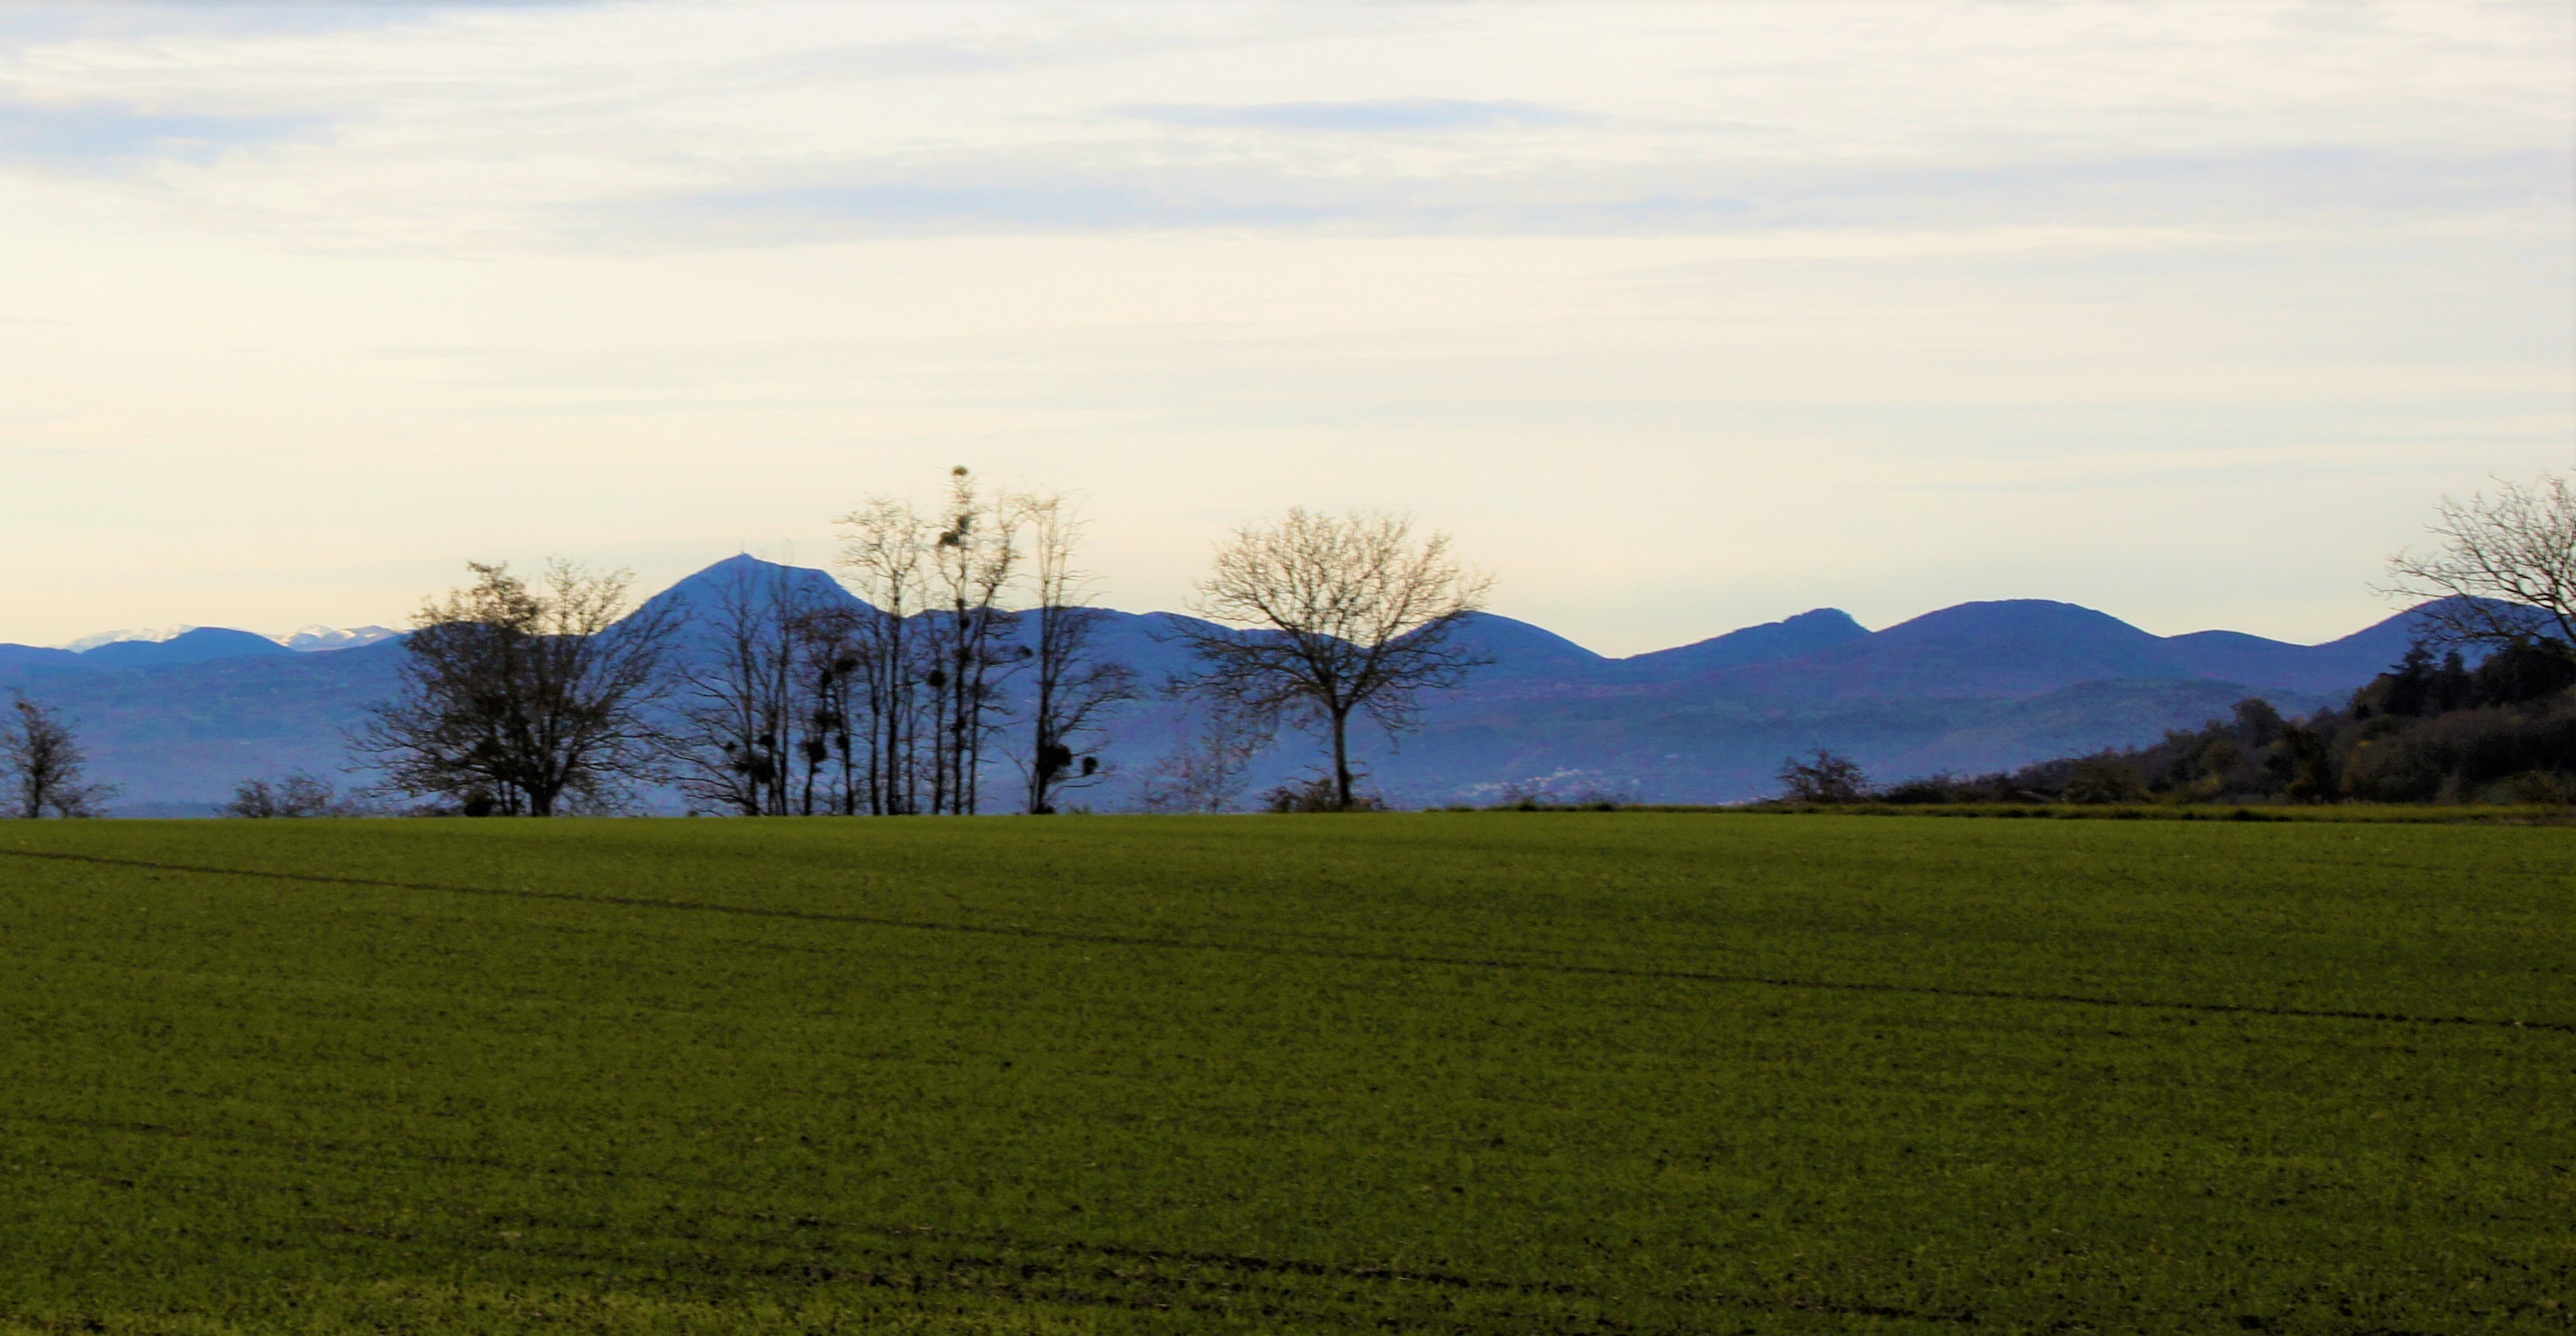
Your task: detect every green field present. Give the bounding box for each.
[2,815,2570,1334]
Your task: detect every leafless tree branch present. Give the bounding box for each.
[1166,508,1491,811]
[2380,471,2576,659]
[349,559,676,816]
[2,693,118,818]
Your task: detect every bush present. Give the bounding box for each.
[1263,776,1387,813]
[1776,749,1869,804]
[1873,774,1964,805]
[2061,754,2145,805]
[2343,701,2576,802]
[2472,642,2576,708]
[1485,774,1636,810]
[228,773,368,818]
[2507,770,2574,806]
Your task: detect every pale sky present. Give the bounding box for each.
[2,1,2569,654]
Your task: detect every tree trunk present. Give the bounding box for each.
[1330,707,1354,811]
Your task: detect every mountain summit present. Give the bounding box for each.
[77,627,294,669]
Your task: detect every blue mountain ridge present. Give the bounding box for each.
[78,627,295,668]
[1,554,2456,811]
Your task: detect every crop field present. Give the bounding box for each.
[2,814,2571,1334]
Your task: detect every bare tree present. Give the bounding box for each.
[228,772,366,818]
[671,560,824,816]
[2,693,118,817]
[1776,749,1869,804]
[350,560,676,816]
[794,603,867,816]
[1016,489,1137,814]
[1138,696,1273,814]
[2383,471,2576,661]
[926,466,1021,816]
[1167,508,1491,811]
[838,497,932,814]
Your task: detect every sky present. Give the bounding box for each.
[0,1,2568,656]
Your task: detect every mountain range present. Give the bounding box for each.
[9,625,398,668]
[0,555,2438,813]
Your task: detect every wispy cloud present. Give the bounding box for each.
[593,144,2563,246]
[0,97,317,167]
[1116,98,1579,134]
[0,1,2565,652]
[0,2,589,56]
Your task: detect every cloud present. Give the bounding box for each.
[1115,98,1580,134]
[593,143,2565,246]
[592,156,1736,243]
[0,96,317,168]
[0,2,589,54]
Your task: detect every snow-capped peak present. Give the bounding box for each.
[277,625,399,652]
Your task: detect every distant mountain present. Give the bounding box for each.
[60,626,194,653]
[1649,598,2462,707]
[0,556,2461,811]
[56,624,399,657]
[0,638,407,811]
[2156,604,2474,695]
[1446,612,1610,683]
[79,627,294,669]
[281,625,399,652]
[641,552,865,622]
[1612,608,1870,683]
[0,643,84,672]
[1679,601,2193,702]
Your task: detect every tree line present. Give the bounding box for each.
[1782,640,2575,809]
[638,473,1149,819]
[8,470,2564,817]
[1770,474,2576,808]
[198,471,1484,819]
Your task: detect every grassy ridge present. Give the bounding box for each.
[2,816,2570,1334]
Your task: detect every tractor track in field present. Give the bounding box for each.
[10,845,2574,1038]
[7,1112,1982,1331]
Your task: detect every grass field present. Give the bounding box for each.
[2,814,2570,1334]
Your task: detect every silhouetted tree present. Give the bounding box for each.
[2061,753,2144,804]
[2232,698,2286,748]
[671,560,830,816]
[794,604,867,816]
[1265,774,1386,812]
[2383,471,2575,663]
[2272,724,2335,802]
[1017,489,1136,814]
[2,693,117,818]
[2470,638,2576,707]
[351,560,676,816]
[837,473,1119,816]
[926,467,1020,815]
[837,497,932,815]
[1776,748,1868,804]
[228,772,362,818]
[2376,644,2437,718]
[1137,696,1272,814]
[1167,509,1491,811]
[2431,650,2474,713]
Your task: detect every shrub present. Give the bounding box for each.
[1776,749,1869,804]
[1263,776,1387,813]
[2061,754,2144,805]
[227,773,369,818]
[1485,774,1637,810]
[2507,770,2574,806]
